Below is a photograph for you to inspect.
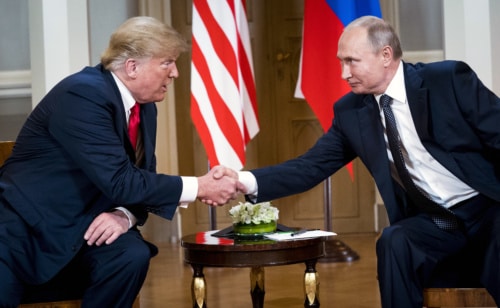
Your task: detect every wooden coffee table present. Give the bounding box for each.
[181,231,326,308]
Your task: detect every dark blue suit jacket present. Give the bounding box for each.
[0,65,182,284]
[251,61,500,224]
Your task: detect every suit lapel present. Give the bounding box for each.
[99,65,140,162]
[403,63,464,178]
[404,63,434,142]
[359,95,387,168]
[139,103,155,169]
[358,95,408,222]
[358,98,391,182]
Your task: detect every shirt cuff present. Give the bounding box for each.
[238,171,258,197]
[179,176,198,208]
[114,206,137,229]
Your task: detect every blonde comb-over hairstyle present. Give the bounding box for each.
[101,16,188,71]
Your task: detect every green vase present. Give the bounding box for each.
[233,221,277,236]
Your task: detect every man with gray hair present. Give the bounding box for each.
[231,16,500,307]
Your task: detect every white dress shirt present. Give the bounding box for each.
[376,61,477,208]
[111,73,195,227]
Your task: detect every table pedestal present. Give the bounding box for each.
[188,260,320,308]
[250,266,265,308]
[320,239,360,263]
[182,232,325,308]
[191,265,207,308]
[304,260,320,307]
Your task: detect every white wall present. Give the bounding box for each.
[29,0,90,107]
[88,0,139,66]
[444,0,500,94]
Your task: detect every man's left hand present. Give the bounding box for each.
[84,211,129,246]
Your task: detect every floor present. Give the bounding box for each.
[139,233,381,308]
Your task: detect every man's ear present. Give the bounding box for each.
[381,46,393,67]
[124,58,139,79]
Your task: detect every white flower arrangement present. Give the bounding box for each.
[229,201,279,225]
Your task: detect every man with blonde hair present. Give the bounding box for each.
[0,16,241,307]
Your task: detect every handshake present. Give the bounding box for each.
[196,165,247,206]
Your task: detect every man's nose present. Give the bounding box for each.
[341,64,351,80]
[170,63,180,79]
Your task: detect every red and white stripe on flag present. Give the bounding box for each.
[191,0,259,170]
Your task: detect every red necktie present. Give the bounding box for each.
[128,103,140,150]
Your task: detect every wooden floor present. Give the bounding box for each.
[139,233,381,308]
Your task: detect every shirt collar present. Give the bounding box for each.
[374,60,406,105]
[110,72,136,112]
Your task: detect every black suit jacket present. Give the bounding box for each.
[0,64,182,284]
[251,61,500,224]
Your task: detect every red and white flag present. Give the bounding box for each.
[295,0,382,180]
[191,0,259,170]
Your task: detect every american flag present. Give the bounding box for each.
[190,0,259,170]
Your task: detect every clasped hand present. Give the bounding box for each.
[197,165,245,206]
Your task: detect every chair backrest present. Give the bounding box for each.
[0,141,15,166]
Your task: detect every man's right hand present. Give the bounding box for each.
[197,165,246,206]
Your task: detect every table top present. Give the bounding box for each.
[181,231,326,267]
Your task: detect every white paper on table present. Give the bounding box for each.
[264,230,336,241]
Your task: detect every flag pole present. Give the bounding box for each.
[320,176,359,263]
[324,177,333,231]
[207,160,217,230]
[209,207,217,230]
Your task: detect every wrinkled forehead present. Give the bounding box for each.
[337,27,370,57]
[340,26,368,45]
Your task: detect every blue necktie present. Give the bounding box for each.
[380,94,459,230]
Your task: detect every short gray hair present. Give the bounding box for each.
[345,16,403,59]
